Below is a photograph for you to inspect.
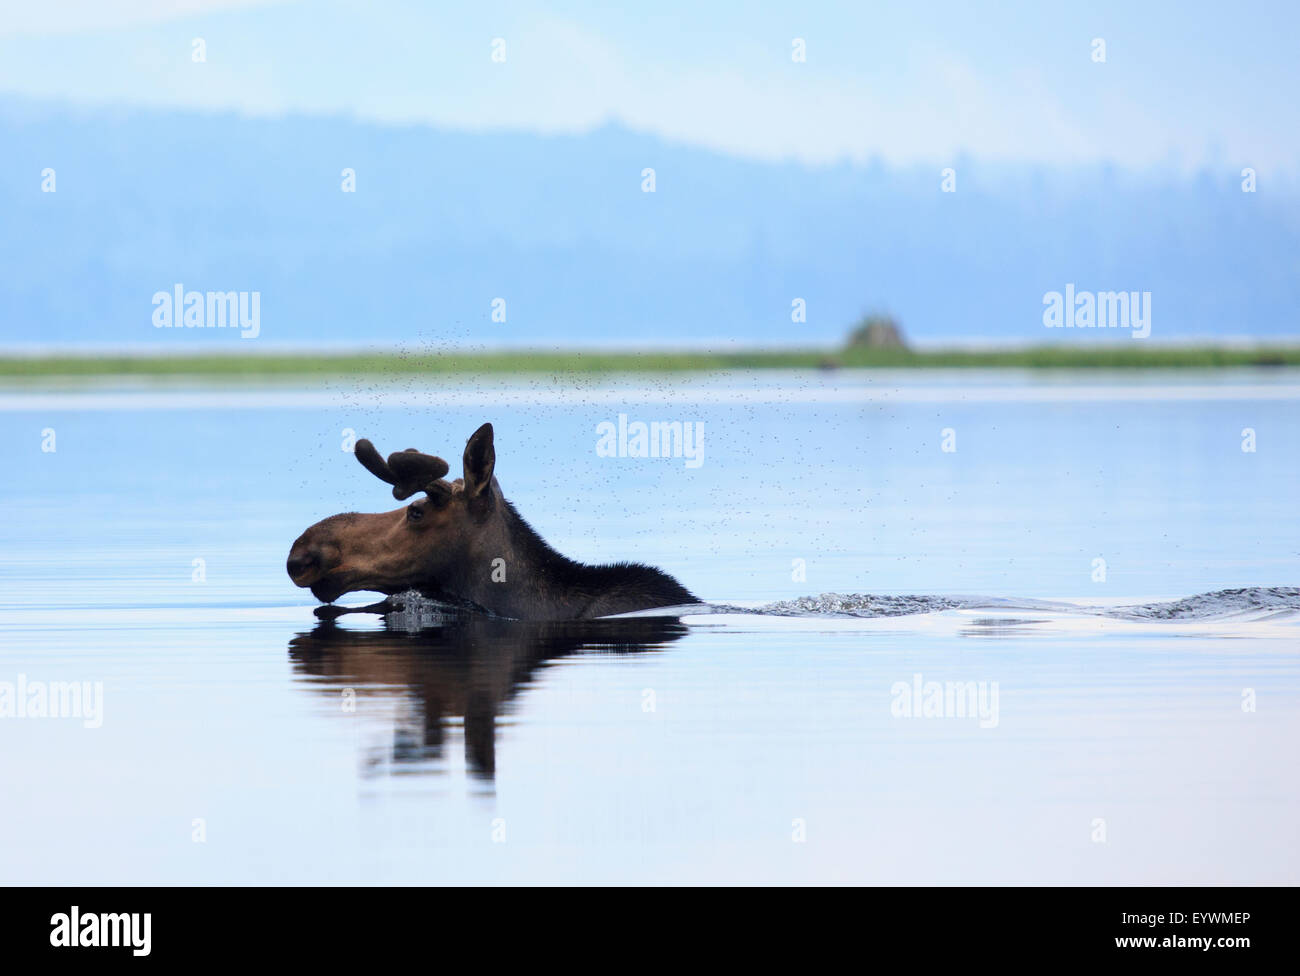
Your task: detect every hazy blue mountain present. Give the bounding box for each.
[2,97,1297,348]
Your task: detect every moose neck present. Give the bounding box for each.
[453,502,602,618]
[450,500,693,620]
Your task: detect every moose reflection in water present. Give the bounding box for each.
[287,606,690,779]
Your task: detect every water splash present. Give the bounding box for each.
[751,587,1299,621]
[753,593,975,617]
[1102,586,1300,621]
[366,586,1299,626]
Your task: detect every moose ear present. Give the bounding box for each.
[463,423,495,504]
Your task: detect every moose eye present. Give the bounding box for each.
[406,504,424,522]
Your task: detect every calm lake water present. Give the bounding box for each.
[1,368,1298,884]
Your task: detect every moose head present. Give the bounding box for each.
[287,423,698,620]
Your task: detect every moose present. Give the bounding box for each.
[286,423,699,619]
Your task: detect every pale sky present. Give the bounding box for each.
[1,0,1297,173]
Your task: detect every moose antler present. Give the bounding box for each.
[354,439,451,500]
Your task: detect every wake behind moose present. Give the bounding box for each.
[286,423,699,619]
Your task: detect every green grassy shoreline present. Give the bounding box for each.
[3,345,1300,377]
